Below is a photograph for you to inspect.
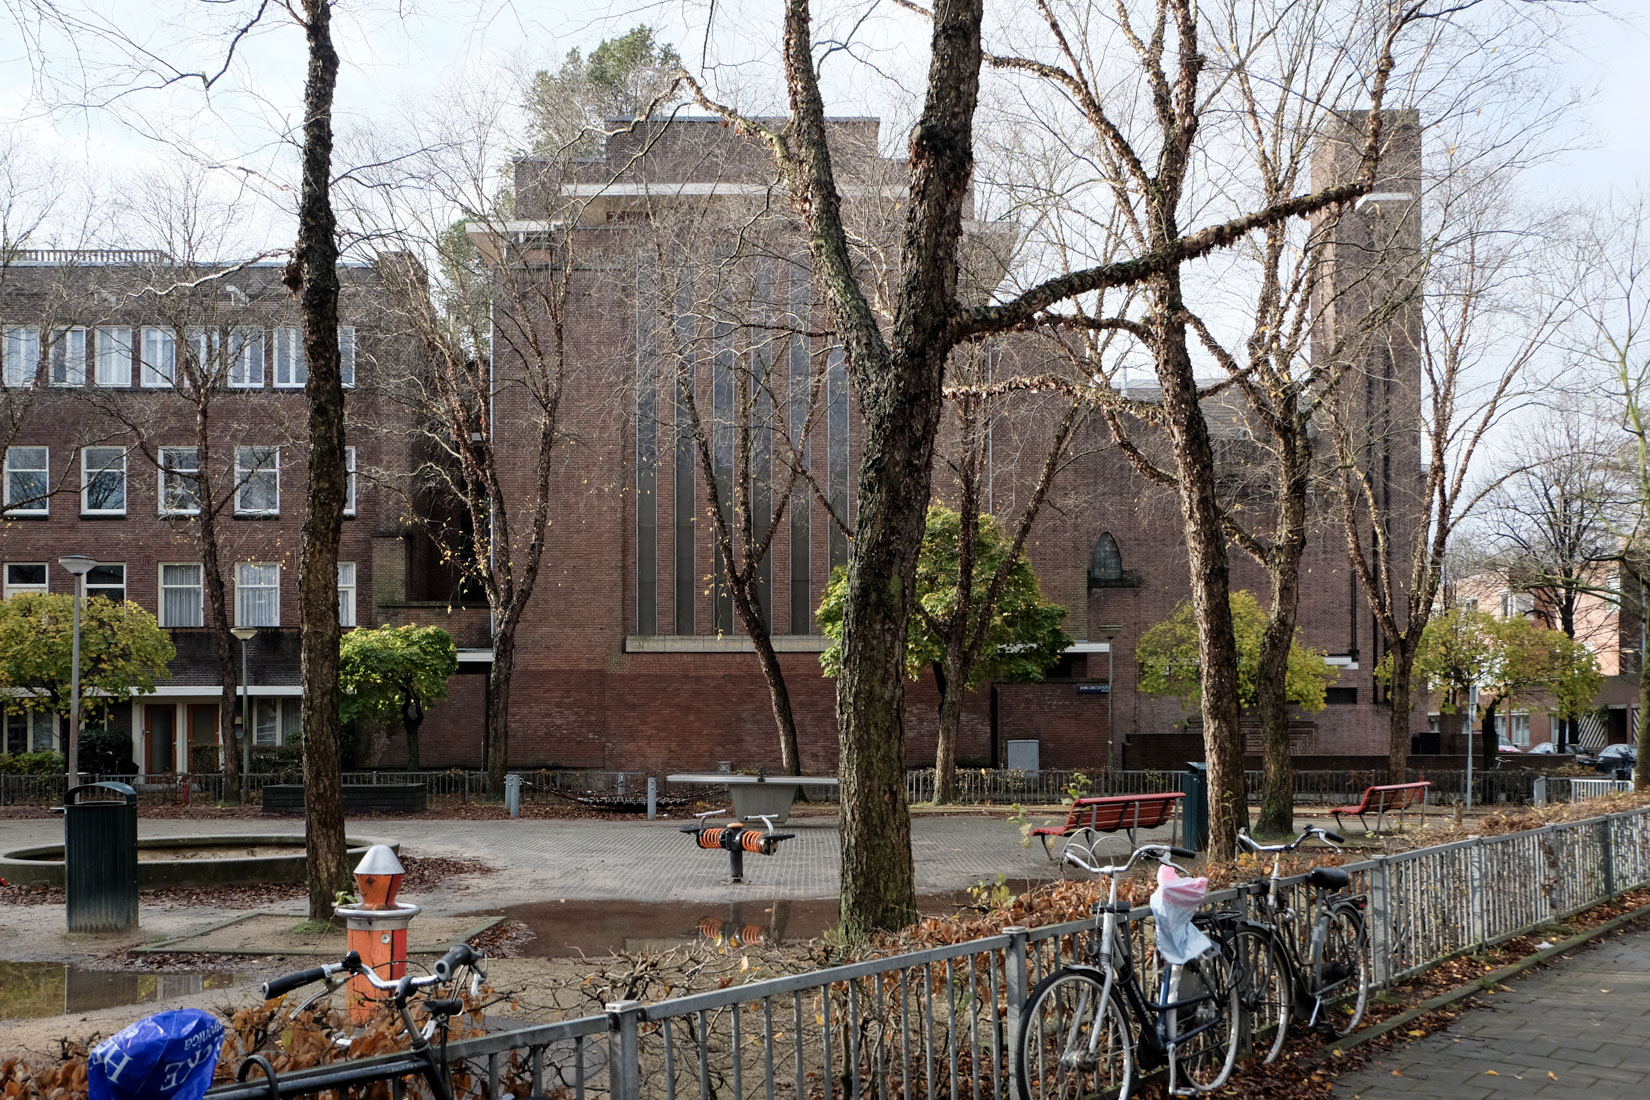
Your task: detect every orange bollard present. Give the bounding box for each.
[334,845,420,1025]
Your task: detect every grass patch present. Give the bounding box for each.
[290,919,341,936]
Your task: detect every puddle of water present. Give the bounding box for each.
[503,894,976,957]
[0,962,235,1020]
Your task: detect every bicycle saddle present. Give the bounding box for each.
[1307,866,1351,891]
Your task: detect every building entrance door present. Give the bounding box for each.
[188,704,219,772]
[145,706,177,775]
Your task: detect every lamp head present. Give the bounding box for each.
[230,626,257,642]
[58,555,97,577]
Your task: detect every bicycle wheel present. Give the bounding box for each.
[1017,969,1134,1100]
[1165,950,1241,1093]
[1231,927,1292,1064]
[1314,907,1370,1038]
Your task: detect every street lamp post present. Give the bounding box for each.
[231,626,256,797]
[57,556,98,784]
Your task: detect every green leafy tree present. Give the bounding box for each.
[820,506,1072,797]
[524,26,681,156]
[1138,590,1336,714]
[338,625,458,772]
[0,594,175,767]
[1402,606,1602,769]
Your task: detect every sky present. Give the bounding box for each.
[0,0,1645,249]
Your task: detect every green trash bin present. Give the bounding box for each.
[1181,762,1209,852]
[64,781,138,933]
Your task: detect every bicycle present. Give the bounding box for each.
[246,942,487,1100]
[1232,824,1370,1062]
[1015,843,1243,1100]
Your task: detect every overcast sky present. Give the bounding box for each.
[1,0,1644,248]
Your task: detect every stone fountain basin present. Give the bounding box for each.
[0,835,397,889]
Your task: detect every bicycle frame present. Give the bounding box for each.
[1244,831,1365,1025]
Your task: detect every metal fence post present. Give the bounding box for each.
[1467,838,1487,949]
[1599,818,1616,900]
[1367,855,1392,988]
[606,1000,643,1100]
[1004,926,1030,1087]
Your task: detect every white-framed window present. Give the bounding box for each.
[339,326,356,388]
[280,700,302,742]
[49,327,87,386]
[159,446,200,515]
[95,326,133,387]
[274,326,305,387]
[228,327,264,388]
[184,326,218,383]
[3,563,47,598]
[253,698,279,746]
[141,326,176,387]
[81,446,127,514]
[3,710,55,753]
[160,563,204,627]
[3,326,41,387]
[3,446,49,515]
[85,563,125,604]
[236,562,279,626]
[235,445,279,516]
[1510,711,1531,748]
[344,446,357,515]
[338,561,356,628]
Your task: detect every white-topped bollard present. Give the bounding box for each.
[505,773,523,818]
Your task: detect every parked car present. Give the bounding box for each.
[1579,743,1637,773]
[1497,736,1522,753]
[1526,741,1558,754]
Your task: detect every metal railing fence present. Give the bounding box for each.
[205,803,1650,1100]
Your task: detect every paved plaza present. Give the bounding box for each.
[0,808,1177,914]
[1332,927,1650,1099]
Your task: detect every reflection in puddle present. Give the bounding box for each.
[0,963,235,1020]
[503,894,974,958]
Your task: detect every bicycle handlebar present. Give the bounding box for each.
[263,943,485,1005]
[1236,824,1346,855]
[1064,842,1197,878]
[261,950,363,1000]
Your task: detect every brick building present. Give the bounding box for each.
[0,252,476,772]
[397,112,1425,774]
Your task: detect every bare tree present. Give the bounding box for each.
[685,0,1426,928]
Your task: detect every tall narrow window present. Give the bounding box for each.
[160,564,204,627]
[635,257,659,635]
[50,328,87,386]
[236,562,280,626]
[184,326,217,384]
[344,446,357,515]
[82,446,127,514]
[253,698,279,745]
[228,327,264,387]
[3,446,48,515]
[711,313,735,634]
[3,326,40,387]
[86,563,125,604]
[235,446,279,516]
[339,326,356,387]
[141,326,176,387]
[3,563,47,598]
[673,282,696,634]
[338,562,357,628]
[826,344,849,572]
[751,262,774,629]
[1089,533,1124,584]
[279,700,302,743]
[788,267,812,634]
[274,327,306,387]
[159,446,200,514]
[95,326,132,387]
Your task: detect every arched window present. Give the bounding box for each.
[1089,532,1123,584]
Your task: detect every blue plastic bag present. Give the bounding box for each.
[89,1009,225,1100]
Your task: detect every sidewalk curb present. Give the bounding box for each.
[1313,897,1650,1062]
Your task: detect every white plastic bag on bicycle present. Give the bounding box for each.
[1150,863,1214,964]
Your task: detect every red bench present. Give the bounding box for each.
[1330,780,1430,833]
[1030,792,1185,859]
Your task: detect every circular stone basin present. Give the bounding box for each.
[0,835,397,889]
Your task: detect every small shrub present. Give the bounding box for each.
[0,750,67,775]
[79,728,138,776]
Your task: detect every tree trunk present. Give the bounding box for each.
[1386,650,1414,775]
[1151,277,1247,857]
[296,0,349,922]
[1253,614,1294,837]
[486,627,517,789]
[213,623,241,804]
[404,718,422,772]
[1637,664,1649,792]
[933,654,966,805]
[750,631,802,775]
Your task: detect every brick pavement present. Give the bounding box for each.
[1332,927,1650,1099]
